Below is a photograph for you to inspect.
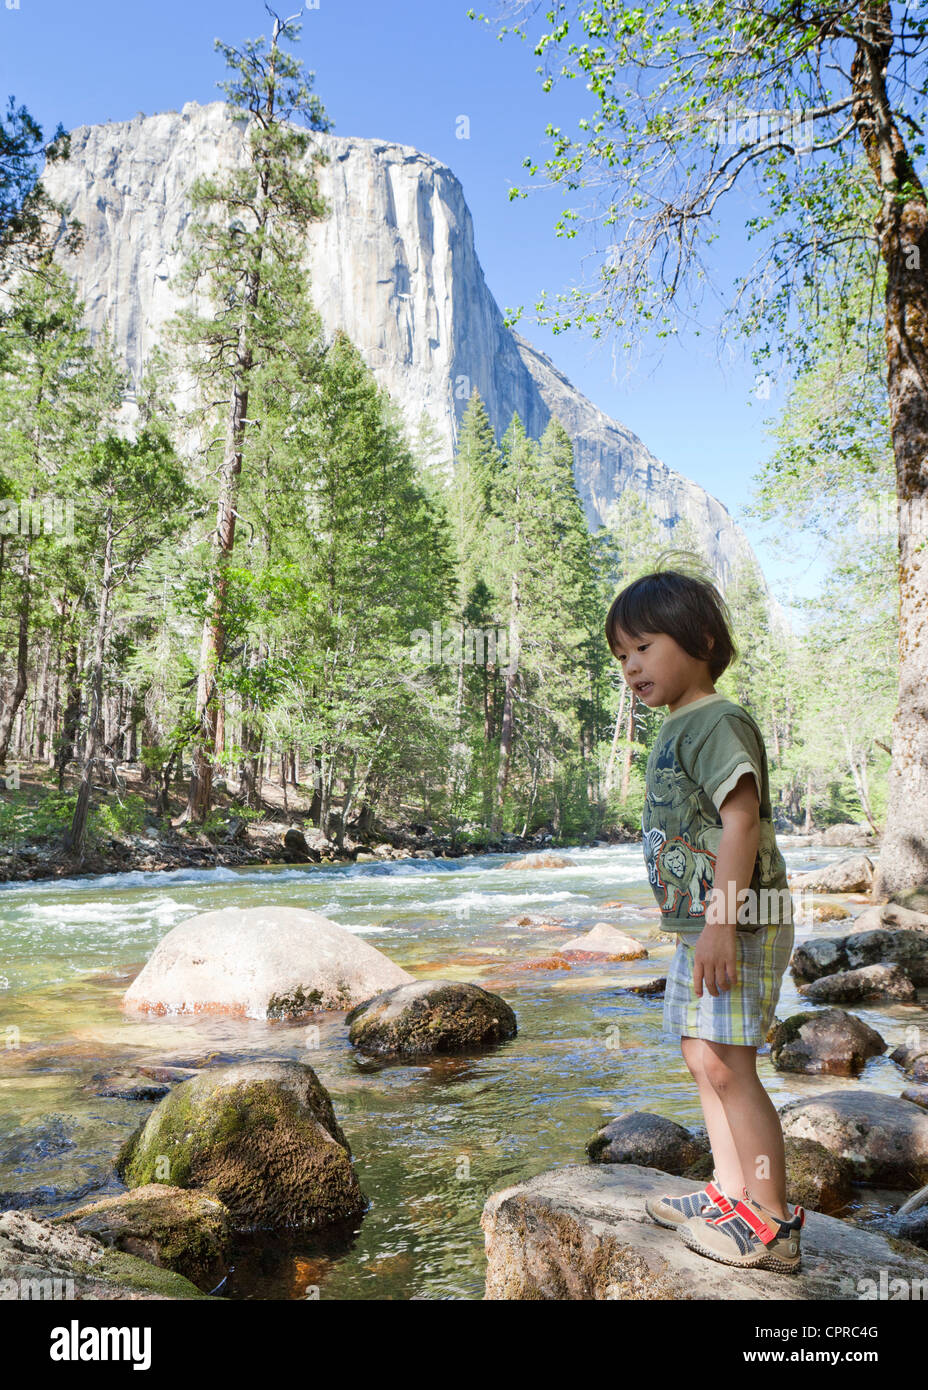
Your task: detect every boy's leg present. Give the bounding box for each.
[699,1039,788,1220]
[680,1036,744,1198]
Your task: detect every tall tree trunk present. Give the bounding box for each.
[851,1,928,898]
[65,510,115,857]
[494,542,521,829]
[620,692,637,802]
[604,684,628,794]
[0,552,31,767]
[56,636,81,789]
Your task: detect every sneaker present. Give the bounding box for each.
[644,1172,736,1230]
[679,1188,805,1273]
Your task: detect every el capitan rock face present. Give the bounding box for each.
[43,101,772,597]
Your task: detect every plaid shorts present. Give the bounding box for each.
[661,920,794,1048]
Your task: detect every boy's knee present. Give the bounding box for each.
[703,1057,735,1094]
[680,1036,706,1081]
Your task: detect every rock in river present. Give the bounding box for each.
[53,1184,231,1292]
[557,923,648,962]
[0,1210,210,1299]
[346,979,517,1056]
[797,961,916,1003]
[768,1008,885,1076]
[502,851,577,870]
[587,1111,708,1172]
[779,1090,928,1187]
[788,854,874,893]
[791,929,928,985]
[116,1060,366,1233]
[480,1163,928,1299]
[122,905,414,1020]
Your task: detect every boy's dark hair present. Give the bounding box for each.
[604,550,737,682]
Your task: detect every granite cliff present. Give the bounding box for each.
[42,100,770,597]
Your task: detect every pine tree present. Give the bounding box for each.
[169,10,332,823]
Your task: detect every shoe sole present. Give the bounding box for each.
[680,1227,801,1274]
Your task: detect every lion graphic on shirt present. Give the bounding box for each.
[643,828,715,917]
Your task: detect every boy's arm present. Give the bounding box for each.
[693,774,761,998]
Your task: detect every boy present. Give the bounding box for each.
[604,559,805,1273]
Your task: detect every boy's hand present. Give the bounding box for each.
[693,922,737,997]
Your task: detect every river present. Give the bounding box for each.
[0,841,921,1299]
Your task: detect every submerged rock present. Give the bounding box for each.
[116,1061,366,1233]
[557,924,647,962]
[122,905,414,1020]
[618,977,667,996]
[501,913,566,929]
[768,1008,885,1076]
[480,1163,928,1299]
[502,852,577,870]
[54,1184,231,1291]
[347,979,517,1056]
[0,1210,210,1299]
[587,1111,708,1172]
[779,1090,928,1187]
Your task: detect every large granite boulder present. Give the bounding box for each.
[789,855,875,893]
[346,979,517,1056]
[123,906,414,1019]
[0,1211,210,1299]
[779,1091,928,1186]
[53,1185,231,1292]
[790,937,849,982]
[798,962,917,1003]
[768,1009,886,1076]
[480,1163,928,1299]
[587,1112,708,1172]
[849,901,928,934]
[793,930,928,986]
[116,1061,366,1232]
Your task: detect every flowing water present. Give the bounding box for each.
[0,842,922,1300]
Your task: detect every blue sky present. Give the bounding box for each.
[2,0,832,623]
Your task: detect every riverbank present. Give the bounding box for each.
[0,814,641,884]
[0,765,878,886]
[0,762,647,884]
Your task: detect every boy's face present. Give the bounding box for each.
[611,628,715,712]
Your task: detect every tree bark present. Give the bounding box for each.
[0,552,31,768]
[851,1,928,898]
[65,509,115,857]
[494,534,521,829]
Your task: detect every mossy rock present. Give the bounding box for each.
[0,1210,212,1300]
[782,1137,854,1213]
[115,1061,366,1233]
[683,1136,853,1214]
[346,979,517,1056]
[54,1184,231,1291]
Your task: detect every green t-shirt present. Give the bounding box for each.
[641,692,792,935]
